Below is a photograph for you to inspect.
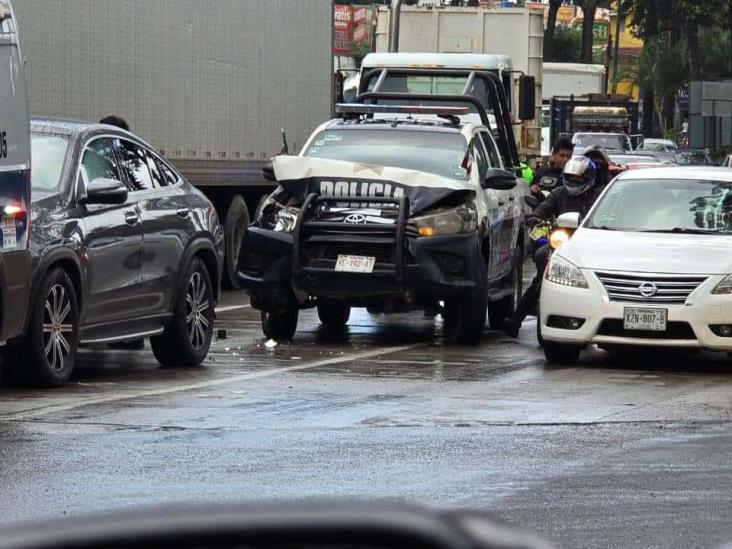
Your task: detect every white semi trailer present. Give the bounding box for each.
[373,5,544,158]
[13,0,333,288]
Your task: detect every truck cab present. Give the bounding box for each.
[356,53,535,177]
[0,0,31,347]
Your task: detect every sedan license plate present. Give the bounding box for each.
[623,307,667,331]
[335,255,376,273]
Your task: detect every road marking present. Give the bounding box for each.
[0,343,422,421]
[215,304,250,313]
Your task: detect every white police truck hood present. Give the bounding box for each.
[273,156,475,215]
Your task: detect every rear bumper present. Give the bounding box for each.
[238,226,485,304]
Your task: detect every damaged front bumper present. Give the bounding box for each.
[238,194,486,309]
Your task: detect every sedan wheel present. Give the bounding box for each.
[151,258,214,367]
[186,271,211,351]
[22,268,79,387]
[43,283,74,372]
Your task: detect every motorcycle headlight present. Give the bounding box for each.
[545,254,588,289]
[549,229,570,249]
[712,274,732,294]
[256,196,299,233]
[413,204,478,237]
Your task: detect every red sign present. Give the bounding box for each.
[334,4,353,55]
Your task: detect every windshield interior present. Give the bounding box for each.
[586,178,732,233]
[304,128,469,180]
[573,134,630,151]
[364,73,496,116]
[30,133,69,195]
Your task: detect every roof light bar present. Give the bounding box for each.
[335,104,470,116]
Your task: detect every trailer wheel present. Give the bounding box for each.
[222,195,249,290]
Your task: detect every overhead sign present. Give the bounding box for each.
[334,4,374,57]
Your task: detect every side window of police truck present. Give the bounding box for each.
[79,138,123,190]
[478,131,502,169]
[469,136,489,183]
[115,139,154,191]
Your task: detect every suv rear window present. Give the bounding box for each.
[304,129,468,180]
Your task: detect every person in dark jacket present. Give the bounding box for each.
[505,156,605,338]
[530,137,574,203]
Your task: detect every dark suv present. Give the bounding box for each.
[6,119,224,386]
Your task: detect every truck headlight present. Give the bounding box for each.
[712,274,732,294]
[256,196,299,233]
[413,204,478,237]
[545,255,588,289]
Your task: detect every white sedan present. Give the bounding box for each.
[539,167,732,363]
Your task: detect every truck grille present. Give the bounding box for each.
[594,271,708,304]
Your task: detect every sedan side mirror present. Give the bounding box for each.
[482,168,517,190]
[262,162,276,182]
[557,211,580,229]
[80,177,128,205]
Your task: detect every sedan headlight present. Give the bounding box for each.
[712,274,732,294]
[413,204,478,237]
[545,254,588,289]
[256,196,299,233]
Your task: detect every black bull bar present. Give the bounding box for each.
[292,193,410,291]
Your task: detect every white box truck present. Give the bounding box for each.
[13,0,333,288]
[542,63,606,101]
[373,5,543,158]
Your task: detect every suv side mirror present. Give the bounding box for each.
[482,168,517,190]
[557,212,580,229]
[262,162,276,182]
[518,75,535,121]
[80,177,128,205]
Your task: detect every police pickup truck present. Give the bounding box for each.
[240,85,527,344]
[0,0,31,353]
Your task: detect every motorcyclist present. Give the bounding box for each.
[529,137,573,203]
[581,144,615,187]
[505,155,606,338]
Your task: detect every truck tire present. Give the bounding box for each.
[317,300,350,328]
[543,342,581,364]
[23,268,80,387]
[222,194,249,290]
[261,305,299,340]
[444,295,487,345]
[151,258,214,367]
[488,251,522,330]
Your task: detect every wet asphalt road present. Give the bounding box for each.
[2,283,732,548]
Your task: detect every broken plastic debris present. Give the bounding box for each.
[291,356,302,360]
[265,339,278,349]
[217,329,227,339]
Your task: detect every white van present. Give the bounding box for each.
[0,0,31,347]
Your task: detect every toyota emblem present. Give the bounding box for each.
[638,282,658,298]
[344,213,367,224]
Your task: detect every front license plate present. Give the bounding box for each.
[623,307,667,331]
[335,255,376,273]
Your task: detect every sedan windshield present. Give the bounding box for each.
[586,178,732,234]
[303,129,469,180]
[31,134,69,194]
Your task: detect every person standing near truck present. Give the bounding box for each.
[529,137,573,203]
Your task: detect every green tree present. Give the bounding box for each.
[543,0,565,62]
[546,25,582,63]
